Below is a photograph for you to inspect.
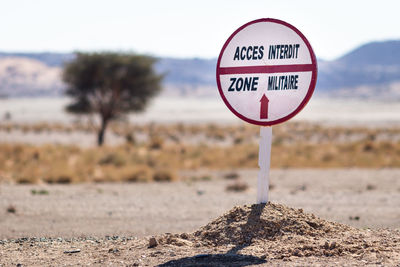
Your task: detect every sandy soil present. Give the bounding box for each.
[1,207,399,267]
[1,168,400,239]
[1,168,400,266]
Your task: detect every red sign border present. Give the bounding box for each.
[216,18,318,126]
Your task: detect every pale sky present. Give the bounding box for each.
[1,0,400,60]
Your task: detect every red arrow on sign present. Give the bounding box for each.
[260,94,269,119]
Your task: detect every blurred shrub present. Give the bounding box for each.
[121,165,153,182]
[98,153,126,167]
[148,135,164,150]
[1,122,400,185]
[153,169,178,182]
[125,133,136,145]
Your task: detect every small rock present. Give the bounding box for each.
[226,180,249,192]
[366,184,377,190]
[224,172,239,180]
[324,250,332,257]
[64,249,81,254]
[323,241,337,250]
[6,205,16,214]
[148,237,158,248]
[293,249,301,256]
[196,190,205,196]
[269,184,276,190]
[349,216,360,221]
[108,248,119,253]
[180,233,189,239]
[171,238,192,247]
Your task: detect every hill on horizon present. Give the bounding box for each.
[0,40,400,99]
[317,40,400,97]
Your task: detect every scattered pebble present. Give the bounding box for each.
[108,248,119,253]
[224,172,240,180]
[180,233,189,239]
[64,249,81,254]
[366,184,377,191]
[349,216,360,221]
[6,205,16,213]
[149,237,158,248]
[196,190,205,196]
[290,184,307,194]
[226,180,249,192]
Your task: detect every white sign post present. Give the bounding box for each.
[257,126,272,203]
[216,18,317,204]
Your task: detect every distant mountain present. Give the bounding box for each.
[0,53,219,98]
[0,52,73,67]
[0,40,400,99]
[156,57,215,85]
[0,57,63,97]
[337,40,400,66]
[317,40,400,96]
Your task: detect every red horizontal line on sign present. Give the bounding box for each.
[218,64,315,75]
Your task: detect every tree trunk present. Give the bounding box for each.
[97,117,108,146]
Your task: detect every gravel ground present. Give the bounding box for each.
[1,203,400,266]
[1,168,400,266]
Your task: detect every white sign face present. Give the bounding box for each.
[216,18,317,126]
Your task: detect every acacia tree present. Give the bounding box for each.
[63,52,162,146]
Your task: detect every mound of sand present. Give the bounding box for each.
[190,203,400,260]
[195,203,351,246]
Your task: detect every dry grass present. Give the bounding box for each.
[0,139,399,184]
[2,121,400,147]
[0,122,400,184]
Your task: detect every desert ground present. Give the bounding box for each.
[1,121,400,266]
[1,168,400,266]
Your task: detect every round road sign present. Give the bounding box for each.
[216,18,317,126]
